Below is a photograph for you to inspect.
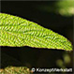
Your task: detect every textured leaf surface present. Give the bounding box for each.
[0,66,31,74]
[0,13,72,51]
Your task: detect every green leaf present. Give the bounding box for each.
[56,0,74,16]
[0,66,31,74]
[0,13,72,51]
[37,0,74,17]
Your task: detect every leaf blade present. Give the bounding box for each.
[0,13,72,51]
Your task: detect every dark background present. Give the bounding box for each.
[1,1,73,73]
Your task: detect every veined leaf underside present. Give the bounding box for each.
[0,13,72,51]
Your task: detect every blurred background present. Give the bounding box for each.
[1,0,73,74]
